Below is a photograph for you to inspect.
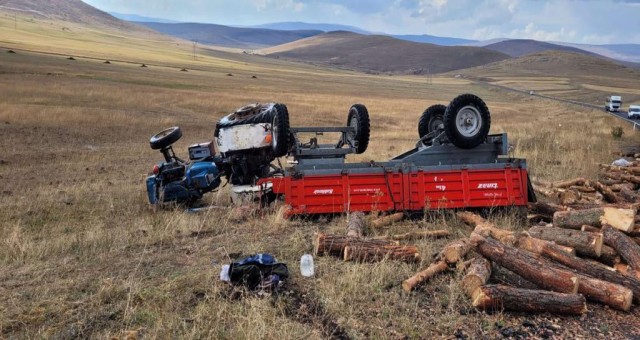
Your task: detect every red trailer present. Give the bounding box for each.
[259,133,534,217]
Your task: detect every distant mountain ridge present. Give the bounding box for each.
[263,31,510,74]
[135,21,322,49]
[110,12,179,24]
[483,39,598,57]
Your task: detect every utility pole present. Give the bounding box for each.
[192,40,197,60]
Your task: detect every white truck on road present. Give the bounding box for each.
[628,105,640,119]
[605,95,622,112]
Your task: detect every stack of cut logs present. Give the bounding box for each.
[314,212,450,263]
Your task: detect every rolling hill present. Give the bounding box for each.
[483,39,596,57]
[263,31,510,74]
[0,0,145,31]
[135,22,323,49]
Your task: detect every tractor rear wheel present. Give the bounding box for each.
[443,94,491,149]
[418,104,446,138]
[347,104,370,154]
[271,103,290,157]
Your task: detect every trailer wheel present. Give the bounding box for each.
[418,104,446,138]
[443,94,491,149]
[271,103,290,157]
[347,104,370,154]
[150,126,182,150]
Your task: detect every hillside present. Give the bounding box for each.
[263,31,510,74]
[135,22,323,49]
[0,0,145,31]
[484,39,596,57]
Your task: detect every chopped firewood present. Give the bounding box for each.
[534,186,558,198]
[599,245,623,266]
[592,181,619,203]
[575,272,632,311]
[346,212,366,238]
[461,257,491,298]
[313,233,398,257]
[457,212,516,244]
[602,225,640,278]
[570,185,596,193]
[471,233,579,294]
[370,212,404,228]
[581,225,600,233]
[402,261,448,292]
[472,284,587,315]
[528,213,551,224]
[401,239,472,292]
[559,189,581,205]
[437,238,471,264]
[527,226,603,258]
[552,178,586,188]
[517,236,575,256]
[388,229,450,241]
[343,243,420,263]
[528,202,567,216]
[615,263,629,275]
[538,242,640,303]
[552,207,635,232]
[618,187,638,203]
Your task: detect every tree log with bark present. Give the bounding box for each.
[388,229,450,241]
[402,239,472,291]
[314,233,398,257]
[461,257,492,298]
[527,226,603,258]
[538,242,640,303]
[346,212,367,238]
[344,243,420,263]
[370,212,404,228]
[472,284,587,315]
[471,233,579,293]
[552,207,635,232]
[602,225,640,278]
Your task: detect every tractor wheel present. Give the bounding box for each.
[347,104,370,154]
[418,104,446,138]
[150,126,182,150]
[271,103,290,157]
[443,94,491,149]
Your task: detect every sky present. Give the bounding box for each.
[83,0,640,44]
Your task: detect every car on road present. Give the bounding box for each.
[628,105,640,119]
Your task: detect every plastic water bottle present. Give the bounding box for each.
[220,264,230,282]
[300,254,315,277]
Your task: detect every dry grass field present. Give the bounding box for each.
[2,17,640,338]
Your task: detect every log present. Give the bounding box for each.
[575,273,632,311]
[389,229,450,241]
[346,212,366,238]
[559,189,581,205]
[402,260,448,292]
[437,238,471,264]
[528,226,603,257]
[472,284,587,315]
[461,257,491,298]
[370,212,404,228]
[552,207,635,232]
[517,236,575,256]
[471,233,579,293]
[581,225,600,233]
[313,233,397,257]
[401,239,472,292]
[570,185,596,193]
[528,202,566,217]
[592,181,619,203]
[538,242,640,303]
[343,244,420,263]
[602,225,640,277]
[619,187,638,203]
[615,263,629,275]
[601,208,636,232]
[552,178,586,188]
[599,245,622,266]
[458,211,516,244]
